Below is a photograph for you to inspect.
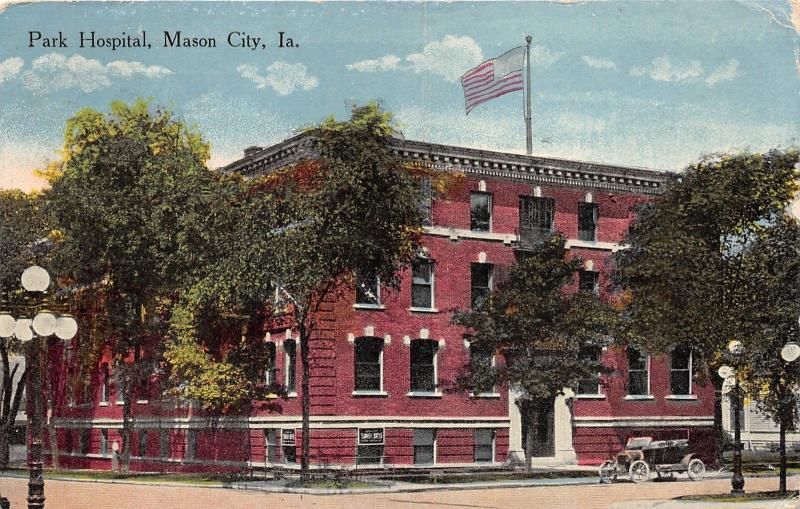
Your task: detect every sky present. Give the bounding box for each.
[0,0,799,195]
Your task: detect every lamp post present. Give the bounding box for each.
[719,339,745,496]
[777,315,800,494]
[0,266,78,509]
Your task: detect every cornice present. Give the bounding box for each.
[221,132,673,195]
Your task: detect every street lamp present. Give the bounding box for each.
[719,339,745,496]
[0,266,78,509]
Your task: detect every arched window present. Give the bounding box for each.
[354,337,383,392]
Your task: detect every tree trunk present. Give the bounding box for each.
[299,322,311,481]
[712,371,724,468]
[0,367,26,470]
[120,365,135,473]
[43,356,59,470]
[0,428,9,469]
[779,408,787,494]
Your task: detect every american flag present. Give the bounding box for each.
[460,46,526,114]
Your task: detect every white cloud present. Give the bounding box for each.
[630,55,703,83]
[0,57,23,84]
[347,36,561,83]
[581,55,617,71]
[346,55,402,73]
[19,53,172,95]
[406,35,484,82]
[107,60,173,79]
[237,61,318,95]
[529,45,563,69]
[705,59,739,86]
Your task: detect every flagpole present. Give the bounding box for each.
[525,35,533,155]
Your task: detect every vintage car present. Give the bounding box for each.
[598,437,706,483]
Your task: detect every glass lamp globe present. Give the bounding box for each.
[718,365,734,379]
[32,311,57,337]
[727,340,744,355]
[54,315,78,340]
[21,266,50,292]
[781,342,800,363]
[0,313,15,338]
[13,319,33,342]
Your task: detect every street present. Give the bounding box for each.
[0,475,796,509]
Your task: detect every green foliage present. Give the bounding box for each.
[453,234,616,400]
[613,149,799,369]
[0,190,49,299]
[164,102,425,419]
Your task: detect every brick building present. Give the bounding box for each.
[51,134,715,471]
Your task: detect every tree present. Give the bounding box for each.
[43,99,217,471]
[165,102,427,479]
[613,149,800,465]
[0,190,48,468]
[736,216,800,493]
[453,234,616,472]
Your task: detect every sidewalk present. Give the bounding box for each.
[611,498,800,509]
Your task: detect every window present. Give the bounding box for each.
[419,178,433,226]
[470,342,495,394]
[138,430,148,457]
[474,429,495,463]
[627,348,649,396]
[65,429,74,453]
[579,270,599,296]
[670,346,692,396]
[355,273,380,306]
[185,429,196,460]
[356,428,384,466]
[410,340,437,392]
[100,363,110,404]
[100,428,109,456]
[578,202,599,242]
[282,429,296,464]
[264,342,277,388]
[577,345,603,395]
[471,263,493,310]
[265,429,279,463]
[284,340,297,394]
[114,364,125,404]
[411,258,434,309]
[354,337,383,392]
[79,429,90,455]
[470,192,492,232]
[413,429,436,465]
[160,429,169,458]
[519,196,555,241]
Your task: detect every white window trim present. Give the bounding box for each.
[284,340,297,397]
[575,348,605,399]
[407,338,440,395]
[668,349,693,397]
[474,429,496,464]
[410,258,436,311]
[470,191,493,233]
[353,338,385,394]
[626,350,651,397]
[354,275,382,308]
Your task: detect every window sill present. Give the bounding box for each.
[575,394,606,400]
[136,400,149,405]
[286,392,298,398]
[408,307,439,314]
[116,401,125,406]
[353,304,385,311]
[98,402,109,407]
[407,391,443,398]
[470,392,501,399]
[624,395,655,401]
[352,391,389,397]
[666,395,698,401]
